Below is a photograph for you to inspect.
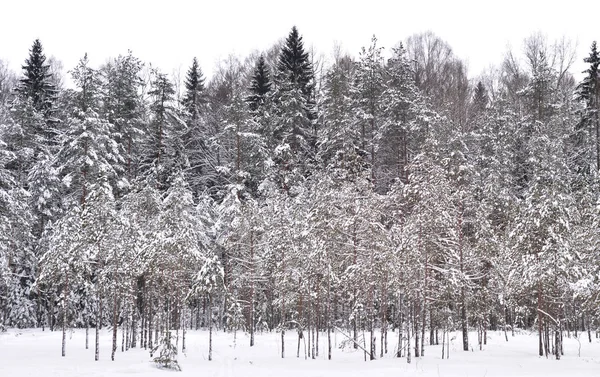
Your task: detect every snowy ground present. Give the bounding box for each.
[1,327,599,376]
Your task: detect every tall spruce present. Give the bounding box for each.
[577,41,600,171]
[183,57,206,119]
[277,27,314,98]
[182,57,207,196]
[247,55,271,112]
[268,27,318,191]
[17,39,57,120]
[276,26,317,122]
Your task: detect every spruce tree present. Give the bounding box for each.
[472,81,489,113]
[247,55,271,112]
[577,41,600,171]
[267,27,318,191]
[183,57,206,119]
[277,27,314,99]
[181,57,207,196]
[17,39,57,120]
[276,26,317,122]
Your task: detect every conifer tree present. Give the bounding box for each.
[472,81,489,114]
[17,39,57,120]
[275,26,317,135]
[183,57,206,119]
[277,27,315,97]
[352,36,386,187]
[182,58,207,196]
[58,54,123,207]
[147,71,177,185]
[267,27,318,190]
[101,51,144,185]
[247,55,272,112]
[320,53,357,169]
[577,41,600,171]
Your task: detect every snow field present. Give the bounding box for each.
[1,328,599,376]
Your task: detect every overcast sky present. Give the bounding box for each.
[1,0,598,81]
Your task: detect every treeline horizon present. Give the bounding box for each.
[1,26,599,367]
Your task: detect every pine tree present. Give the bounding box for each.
[70,54,102,113]
[146,70,178,189]
[101,51,144,184]
[320,53,358,169]
[380,43,429,188]
[352,36,386,187]
[16,39,57,121]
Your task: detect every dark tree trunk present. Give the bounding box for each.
[111,295,119,361]
[209,294,213,361]
[61,272,69,357]
[95,299,102,361]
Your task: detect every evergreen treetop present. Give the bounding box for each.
[17,39,57,117]
[183,57,206,117]
[247,55,271,111]
[578,41,600,106]
[277,26,315,99]
[473,81,489,112]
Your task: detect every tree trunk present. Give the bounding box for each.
[131,295,137,349]
[62,271,69,357]
[182,307,186,353]
[148,302,153,354]
[538,283,543,356]
[95,299,102,361]
[209,294,213,361]
[555,326,561,360]
[459,202,468,351]
[414,301,420,358]
[297,327,301,358]
[327,270,332,360]
[406,303,411,364]
[250,230,255,347]
[281,328,285,358]
[397,295,403,358]
[111,295,119,361]
[441,329,445,359]
[422,223,427,356]
[122,313,126,352]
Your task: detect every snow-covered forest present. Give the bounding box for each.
[1,27,600,368]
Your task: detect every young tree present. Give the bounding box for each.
[352,36,386,188]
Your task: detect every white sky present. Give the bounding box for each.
[1,0,599,82]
